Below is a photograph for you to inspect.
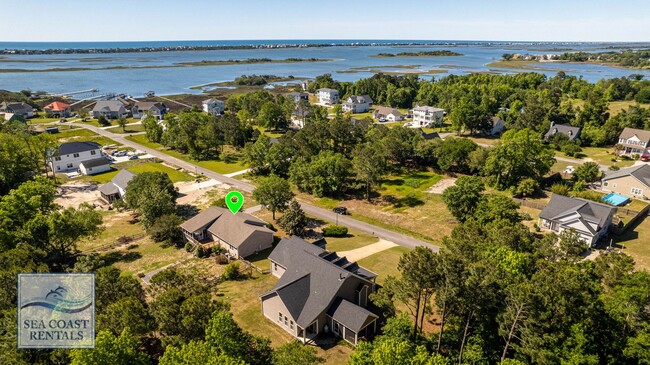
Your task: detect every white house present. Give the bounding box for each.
[538,195,615,246]
[411,106,445,128]
[49,141,104,173]
[131,102,168,119]
[489,117,506,135]
[79,157,112,176]
[373,106,404,122]
[317,88,339,105]
[92,101,128,119]
[202,99,225,116]
[342,95,373,113]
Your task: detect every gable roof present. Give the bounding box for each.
[207,212,273,248]
[263,236,377,328]
[317,88,338,93]
[602,164,650,187]
[539,194,615,231]
[44,101,70,111]
[112,169,136,190]
[374,106,403,117]
[345,95,373,104]
[327,297,378,333]
[619,127,650,143]
[545,123,581,140]
[413,105,444,113]
[56,141,101,155]
[92,100,125,112]
[491,116,504,127]
[0,102,33,113]
[134,101,166,111]
[202,98,224,105]
[98,182,119,196]
[80,157,110,168]
[180,206,226,233]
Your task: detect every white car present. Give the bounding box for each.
[564,166,575,174]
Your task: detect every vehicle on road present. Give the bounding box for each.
[641,155,650,162]
[333,207,350,215]
[129,155,139,160]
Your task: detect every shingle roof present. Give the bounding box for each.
[98,182,119,196]
[317,88,338,93]
[112,169,136,190]
[269,236,326,267]
[179,206,226,233]
[619,127,650,143]
[57,141,101,155]
[413,106,444,113]
[374,106,403,117]
[327,297,378,333]
[346,95,373,104]
[603,164,650,187]
[539,194,615,231]
[202,98,224,104]
[545,123,581,141]
[80,157,110,168]
[134,102,166,111]
[92,100,125,112]
[0,102,33,114]
[207,212,272,248]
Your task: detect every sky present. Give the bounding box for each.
[1,0,649,42]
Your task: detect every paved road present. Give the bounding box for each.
[72,123,440,252]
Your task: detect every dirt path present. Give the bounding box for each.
[337,239,398,262]
[55,181,105,209]
[426,178,457,194]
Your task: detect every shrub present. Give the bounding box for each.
[533,223,541,232]
[632,154,640,160]
[404,178,422,188]
[571,190,603,202]
[573,180,586,192]
[609,165,620,171]
[215,254,229,265]
[611,157,618,162]
[322,225,348,237]
[148,214,184,246]
[561,143,582,157]
[550,183,571,196]
[212,197,228,208]
[184,242,194,252]
[222,262,241,281]
[514,178,539,197]
[195,246,212,258]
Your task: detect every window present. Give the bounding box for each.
[90,150,96,155]
[67,163,73,169]
[54,156,61,161]
[290,320,294,329]
[73,153,80,158]
[284,316,288,326]
[603,182,608,187]
[631,188,643,195]
[56,166,60,171]
[278,312,282,322]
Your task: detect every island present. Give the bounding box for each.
[495,49,650,69]
[372,50,463,57]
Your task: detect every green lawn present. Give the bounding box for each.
[108,237,191,276]
[105,123,146,134]
[357,246,411,285]
[613,216,650,272]
[253,126,285,139]
[325,230,379,252]
[556,147,635,168]
[78,160,194,184]
[608,100,650,116]
[28,116,60,124]
[125,134,248,174]
[55,127,123,147]
[78,211,145,252]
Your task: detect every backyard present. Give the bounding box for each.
[555,146,636,168]
[55,126,123,147]
[613,216,650,272]
[77,159,194,184]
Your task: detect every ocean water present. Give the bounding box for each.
[0,40,648,97]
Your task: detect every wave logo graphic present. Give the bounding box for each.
[20,286,93,314]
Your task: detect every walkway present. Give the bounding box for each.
[69,122,440,252]
[337,239,398,262]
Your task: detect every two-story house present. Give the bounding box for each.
[49,141,104,173]
[287,92,309,104]
[317,88,339,105]
[602,164,650,200]
[131,102,168,119]
[411,106,445,128]
[43,101,72,118]
[261,236,378,346]
[618,127,650,157]
[544,122,581,141]
[202,99,225,116]
[0,102,34,118]
[92,100,128,119]
[342,95,373,113]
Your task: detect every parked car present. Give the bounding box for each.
[112,150,127,157]
[128,155,139,160]
[641,155,650,162]
[564,166,575,174]
[333,207,350,215]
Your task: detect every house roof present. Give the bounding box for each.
[263,236,377,328]
[602,164,650,187]
[619,127,650,144]
[373,106,403,117]
[346,95,373,105]
[327,297,378,333]
[98,182,119,196]
[202,98,224,104]
[545,123,581,140]
[207,212,272,248]
[57,141,101,155]
[180,206,226,233]
[92,100,125,112]
[491,116,504,127]
[416,128,440,140]
[134,102,166,111]
[112,169,136,190]
[80,157,111,168]
[317,88,338,93]
[0,101,33,113]
[413,106,444,113]
[539,194,615,231]
[44,101,70,111]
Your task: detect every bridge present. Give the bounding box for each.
[48,88,100,99]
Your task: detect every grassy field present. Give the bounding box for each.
[253,126,285,139]
[556,147,636,168]
[78,211,145,252]
[55,127,123,147]
[613,216,650,272]
[28,116,60,124]
[125,134,248,174]
[608,100,650,116]
[324,230,379,252]
[106,123,146,134]
[108,237,191,276]
[78,160,194,184]
[358,246,411,285]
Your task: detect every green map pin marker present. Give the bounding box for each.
[226,191,244,215]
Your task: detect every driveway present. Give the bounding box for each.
[70,122,441,252]
[337,239,398,262]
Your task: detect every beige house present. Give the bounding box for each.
[618,127,650,157]
[261,236,378,346]
[180,206,273,258]
[602,164,650,200]
[373,106,404,122]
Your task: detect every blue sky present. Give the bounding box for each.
[2,0,649,42]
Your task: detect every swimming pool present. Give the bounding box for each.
[601,193,630,206]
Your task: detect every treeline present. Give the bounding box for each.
[375,50,463,57]
[347,186,650,364]
[554,49,650,69]
[232,74,294,86]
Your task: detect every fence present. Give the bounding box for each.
[239,259,269,275]
[84,233,146,253]
[512,198,546,210]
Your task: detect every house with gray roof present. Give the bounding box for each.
[342,95,373,113]
[373,106,404,122]
[180,206,273,258]
[261,236,378,346]
[99,169,136,203]
[538,194,615,246]
[411,105,445,128]
[79,157,111,176]
[0,102,34,118]
[202,98,225,116]
[544,122,581,142]
[617,127,650,157]
[602,164,650,200]
[287,92,309,104]
[131,102,168,119]
[92,100,128,119]
[49,141,103,173]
